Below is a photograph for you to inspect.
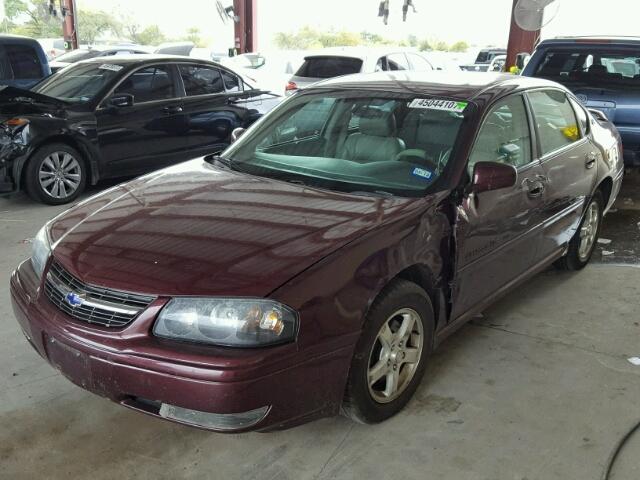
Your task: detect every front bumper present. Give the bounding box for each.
[0,141,28,194]
[10,260,355,432]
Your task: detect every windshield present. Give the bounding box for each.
[54,49,96,63]
[224,92,468,197]
[533,48,640,88]
[33,63,122,102]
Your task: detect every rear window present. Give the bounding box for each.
[532,48,640,87]
[295,56,363,79]
[0,44,42,79]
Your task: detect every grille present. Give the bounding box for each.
[44,261,155,328]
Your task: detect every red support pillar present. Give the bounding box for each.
[233,0,257,54]
[506,0,539,71]
[62,0,79,50]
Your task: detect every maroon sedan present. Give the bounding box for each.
[11,72,623,432]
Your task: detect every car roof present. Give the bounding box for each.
[539,36,640,46]
[0,34,43,45]
[77,54,219,66]
[303,46,421,61]
[310,71,563,102]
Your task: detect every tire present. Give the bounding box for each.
[341,279,435,424]
[24,143,87,205]
[555,191,604,271]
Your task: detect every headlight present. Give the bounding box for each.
[31,225,52,280]
[153,298,298,347]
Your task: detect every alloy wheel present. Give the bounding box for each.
[578,201,600,261]
[39,151,82,200]
[367,308,424,404]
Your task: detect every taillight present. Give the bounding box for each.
[285,81,298,95]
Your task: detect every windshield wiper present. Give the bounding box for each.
[349,190,395,198]
[206,155,235,169]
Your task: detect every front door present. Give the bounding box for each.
[526,90,599,258]
[452,94,548,319]
[96,64,187,177]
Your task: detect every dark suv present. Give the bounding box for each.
[523,36,640,166]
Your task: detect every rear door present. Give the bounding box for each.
[526,89,599,259]
[177,63,257,155]
[452,94,548,318]
[96,64,187,176]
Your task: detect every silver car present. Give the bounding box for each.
[286,47,434,95]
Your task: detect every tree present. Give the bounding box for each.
[4,0,62,38]
[77,10,119,44]
[407,34,418,47]
[449,41,469,53]
[136,25,166,46]
[418,39,432,51]
[185,27,206,47]
[433,40,449,51]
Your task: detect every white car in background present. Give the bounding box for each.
[286,47,434,95]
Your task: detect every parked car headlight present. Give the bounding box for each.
[31,225,52,281]
[153,298,298,347]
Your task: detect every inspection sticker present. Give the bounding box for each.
[99,64,124,72]
[412,167,433,180]
[409,98,468,113]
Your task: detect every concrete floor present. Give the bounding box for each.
[1,174,639,480]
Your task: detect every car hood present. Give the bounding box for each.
[50,159,417,297]
[0,86,65,118]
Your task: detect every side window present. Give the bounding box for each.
[407,53,433,71]
[221,70,242,92]
[468,95,533,174]
[375,57,387,72]
[569,97,589,135]
[179,65,224,96]
[386,53,410,71]
[528,90,582,156]
[114,65,175,103]
[5,44,41,79]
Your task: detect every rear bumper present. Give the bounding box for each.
[10,260,355,432]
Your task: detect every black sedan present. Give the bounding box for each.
[0,55,281,204]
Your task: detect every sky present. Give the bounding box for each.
[54,0,640,51]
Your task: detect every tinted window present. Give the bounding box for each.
[295,57,363,78]
[532,48,640,87]
[33,62,123,102]
[115,66,174,103]
[387,53,410,71]
[407,53,433,71]
[221,70,241,92]
[4,44,42,79]
[179,65,224,95]
[225,93,465,198]
[528,90,581,156]
[468,95,532,173]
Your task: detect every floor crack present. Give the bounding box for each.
[314,423,355,480]
[469,321,629,361]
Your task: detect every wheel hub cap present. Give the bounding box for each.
[367,308,424,404]
[39,152,81,199]
[578,201,600,261]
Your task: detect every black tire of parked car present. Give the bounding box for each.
[341,279,435,424]
[555,190,604,271]
[24,143,87,205]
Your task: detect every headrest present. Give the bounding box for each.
[360,113,396,137]
[588,64,608,74]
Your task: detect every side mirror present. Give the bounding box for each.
[472,161,517,194]
[230,127,246,143]
[110,93,134,108]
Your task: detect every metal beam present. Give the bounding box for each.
[233,0,257,53]
[61,0,79,50]
[505,0,539,71]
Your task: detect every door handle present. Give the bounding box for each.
[585,152,597,169]
[522,178,545,197]
[162,106,183,114]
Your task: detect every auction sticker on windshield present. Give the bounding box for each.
[99,64,123,72]
[409,98,468,113]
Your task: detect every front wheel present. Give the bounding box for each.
[556,191,604,271]
[24,143,87,205]
[341,280,434,424]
